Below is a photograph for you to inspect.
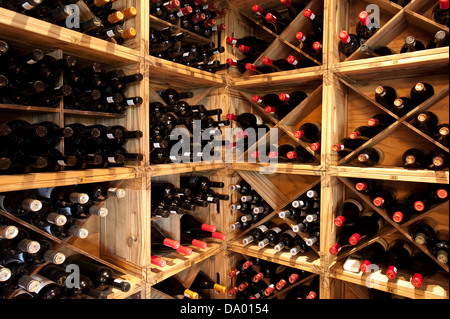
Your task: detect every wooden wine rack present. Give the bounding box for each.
[0,0,448,299]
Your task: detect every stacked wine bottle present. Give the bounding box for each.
[252,89,309,121]
[338,6,449,59]
[150,176,227,267]
[228,256,319,299]
[5,254,131,299]
[0,182,127,239]
[150,88,230,164]
[0,220,67,298]
[150,0,227,72]
[0,41,144,114]
[333,82,448,170]
[346,234,447,289]
[152,270,228,299]
[0,0,138,45]
[0,120,143,175]
[229,179,274,233]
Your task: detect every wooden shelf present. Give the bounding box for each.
[148,162,226,177]
[333,166,449,184]
[228,240,322,275]
[330,260,449,300]
[147,55,226,87]
[229,66,324,89]
[0,8,141,65]
[0,167,137,192]
[148,242,224,285]
[332,48,450,76]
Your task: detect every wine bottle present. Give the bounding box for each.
[355,180,377,196]
[260,56,296,72]
[360,238,389,273]
[374,86,397,108]
[76,182,126,203]
[400,36,426,53]
[230,180,251,194]
[385,240,413,280]
[402,148,430,169]
[432,0,450,27]
[0,228,41,256]
[348,211,383,245]
[339,31,361,57]
[242,223,272,245]
[265,11,291,35]
[429,148,449,170]
[0,259,41,295]
[63,255,131,292]
[47,211,89,240]
[150,223,181,255]
[411,220,436,245]
[290,235,309,256]
[190,271,227,294]
[410,252,438,288]
[334,199,363,227]
[279,90,308,108]
[387,202,412,224]
[39,264,107,299]
[152,276,199,299]
[23,239,66,266]
[357,147,384,166]
[329,224,356,255]
[371,187,395,209]
[35,185,89,208]
[180,175,224,193]
[294,122,321,143]
[257,223,290,249]
[333,137,366,157]
[304,9,323,39]
[151,255,167,268]
[356,11,379,41]
[360,44,396,57]
[411,82,435,106]
[0,217,19,240]
[434,124,449,147]
[391,97,415,117]
[413,111,439,136]
[426,30,449,49]
[296,31,321,57]
[430,235,449,264]
[0,190,43,216]
[273,229,300,252]
[407,191,433,214]
[29,275,62,299]
[367,113,396,133]
[304,225,320,247]
[349,126,377,141]
[226,113,264,130]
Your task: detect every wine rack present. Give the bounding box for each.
[0,0,448,300]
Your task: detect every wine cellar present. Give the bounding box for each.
[0,0,448,301]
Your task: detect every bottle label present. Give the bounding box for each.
[376,238,389,251]
[31,275,54,294]
[36,187,54,199]
[271,226,282,233]
[106,30,115,38]
[255,225,268,232]
[402,242,413,255]
[345,199,364,212]
[284,230,297,238]
[0,195,6,212]
[57,160,68,166]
